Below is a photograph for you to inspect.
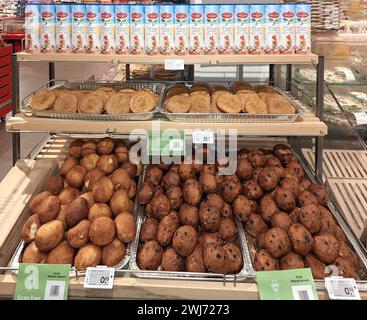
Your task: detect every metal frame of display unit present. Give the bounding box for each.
[9,52,326,180]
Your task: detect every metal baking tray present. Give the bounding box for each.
[161,82,303,123]
[22,80,165,121]
[239,144,367,290]
[129,166,252,282]
[8,165,144,278]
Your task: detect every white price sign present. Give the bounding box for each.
[192,131,214,144]
[325,277,361,300]
[164,59,185,70]
[353,112,367,126]
[84,267,115,289]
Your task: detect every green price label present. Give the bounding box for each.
[256,268,318,300]
[14,264,71,300]
[147,130,186,157]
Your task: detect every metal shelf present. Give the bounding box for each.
[6,112,327,137]
[15,52,319,65]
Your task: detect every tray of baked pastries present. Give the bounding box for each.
[161,81,303,123]
[22,80,163,121]
[236,144,367,288]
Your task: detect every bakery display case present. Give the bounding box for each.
[2,2,367,302]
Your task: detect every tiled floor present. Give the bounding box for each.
[0,61,112,182]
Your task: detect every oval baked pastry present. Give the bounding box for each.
[105,92,131,114]
[53,93,78,113]
[78,93,104,114]
[29,91,56,110]
[130,90,156,113]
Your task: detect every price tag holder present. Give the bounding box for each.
[256,268,318,300]
[84,266,115,290]
[14,263,71,300]
[164,59,185,70]
[325,277,361,300]
[147,130,186,157]
[353,112,367,126]
[192,130,214,144]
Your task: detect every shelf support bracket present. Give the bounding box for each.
[11,54,20,165]
[315,56,325,180]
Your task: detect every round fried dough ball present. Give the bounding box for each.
[242,180,263,200]
[89,216,116,246]
[271,211,292,231]
[288,224,313,256]
[297,190,318,207]
[203,243,227,274]
[245,213,268,237]
[265,227,291,258]
[65,165,87,188]
[221,180,241,203]
[102,238,126,267]
[254,249,279,271]
[260,195,279,223]
[43,175,64,195]
[223,243,243,274]
[96,155,118,175]
[172,225,198,257]
[68,139,84,158]
[162,171,180,190]
[236,158,253,180]
[280,252,304,270]
[274,187,296,212]
[179,203,199,228]
[218,218,238,242]
[138,240,163,270]
[60,156,79,176]
[258,167,280,191]
[199,201,221,232]
[183,178,202,206]
[161,248,184,272]
[74,244,101,270]
[150,194,171,220]
[97,137,115,155]
[146,165,164,187]
[109,168,131,191]
[307,184,329,205]
[233,195,257,222]
[299,204,322,234]
[84,168,104,192]
[313,234,340,264]
[199,172,218,194]
[92,176,114,203]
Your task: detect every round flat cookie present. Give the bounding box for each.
[105,92,131,114]
[190,92,211,106]
[78,93,104,114]
[189,101,211,113]
[211,91,228,113]
[236,92,268,114]
[92,89,110,104]
[130,91,156,113]
[265,95,295,114]
[164,94,190,113]
[216,92,242,113]
[29,91,56,110]
[53,93,78,113]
